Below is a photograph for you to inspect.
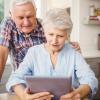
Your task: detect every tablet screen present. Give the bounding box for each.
[25,76,72,99]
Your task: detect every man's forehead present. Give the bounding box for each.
[10,0,36,8]
[12,3,36,14]
[10,1,36,13]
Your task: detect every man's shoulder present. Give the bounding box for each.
[0,17,15,26]
[34,18,44,36]
[36,18,43,28]
[37,18,42,24]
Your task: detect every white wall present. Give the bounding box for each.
[37,0,69,19]
[71,0,80,42]
[74,0,100,57]
[50,0,68,8]
[4,0,10,17]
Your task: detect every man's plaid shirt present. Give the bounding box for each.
[0,17,46,70]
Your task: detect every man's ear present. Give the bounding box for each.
[9,10,14,20]
[9,10,12,17]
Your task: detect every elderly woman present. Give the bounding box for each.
[6,8,98,100]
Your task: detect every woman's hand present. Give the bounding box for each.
[22,88,53,100]
[13,84,53,100]
[60,91,81,100]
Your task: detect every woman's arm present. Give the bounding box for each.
[60,84,91,100]
[13,84,26,100]
[6,48,34,92]
[74,84,91,99]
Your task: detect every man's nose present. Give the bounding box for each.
[23,18,30,26]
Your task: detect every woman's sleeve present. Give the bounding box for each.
[6,48,34,92]
[74,52,98,97]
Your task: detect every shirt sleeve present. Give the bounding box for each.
[0,17,13,47]
[6,47,35,92]
[74,52,98,97]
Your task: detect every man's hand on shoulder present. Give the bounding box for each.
[70,42,81,53]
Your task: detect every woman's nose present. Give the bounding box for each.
[52,37,57,43]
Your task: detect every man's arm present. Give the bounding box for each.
[0,45,9,80]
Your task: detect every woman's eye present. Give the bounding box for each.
[49,34,53,36]
[58,35,64,37]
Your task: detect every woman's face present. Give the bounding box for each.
[44,24,68,52]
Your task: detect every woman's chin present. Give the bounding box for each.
[51,48,60,52]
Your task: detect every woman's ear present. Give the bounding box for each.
[67,34,70,42]
[36,8,37,12]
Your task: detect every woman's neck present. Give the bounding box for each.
[44,43,59,55]
[44,43,59,68]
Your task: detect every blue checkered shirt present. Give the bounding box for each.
[0,17,46,70]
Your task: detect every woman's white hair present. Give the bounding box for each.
[42,8,73,35]
[9,0,36,12]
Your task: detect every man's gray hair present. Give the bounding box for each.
[42,8,73,35]
[9,0,36,12]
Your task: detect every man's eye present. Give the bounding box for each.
[27,16,31,19]
[27,15,35,19]
[18,17,24,20]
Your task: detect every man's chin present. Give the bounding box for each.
[22,30,33,34]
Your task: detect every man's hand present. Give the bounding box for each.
[70,42,81,53]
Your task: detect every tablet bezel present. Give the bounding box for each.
[25,76,72,99]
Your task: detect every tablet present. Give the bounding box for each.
[25,76,72,99]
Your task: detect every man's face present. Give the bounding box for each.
[11,2,36,34]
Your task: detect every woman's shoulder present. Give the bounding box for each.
[27,44,45,58]
[64,43,75,52]
[64,43,82,57]
[28,44,43,52]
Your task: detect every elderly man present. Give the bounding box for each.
[0,0,80,80]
